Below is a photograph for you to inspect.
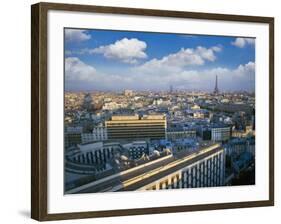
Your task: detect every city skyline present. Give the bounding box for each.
[65,28,255,92]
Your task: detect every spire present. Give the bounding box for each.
[214,75,219,94]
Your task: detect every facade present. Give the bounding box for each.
[65,126,83,148]
[81,126,108,144]
[105,114,167,140]
[211,126,231,142]
[66,141,121,168]
[140,145,224,190]
[81,133,95,144]
[167,128,196,141]
[102,101,126,110]
[224,138,255,156]
[122,141,149,160]
[232,125,254,138]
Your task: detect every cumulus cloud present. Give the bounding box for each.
[89,38,147,64]
[231,37,255,48]
[65,57,96,82]
[136,45,222,74]
[65,56,255,92]
[65,29,91,42]
[65,57,133,91]
[131,61,255,92]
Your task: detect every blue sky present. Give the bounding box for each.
[65,28,255,92]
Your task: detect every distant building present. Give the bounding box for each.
[81,133,95,144]
[167,127,196,140]
[224,138,255,156]
[232,125,254,138]
[211,125,231,142]
[66,141,121,167]
[171,138,197,151]
[65,126,83,148]
[81,127,108,144]
[191,104,200,110]
[124,89,134,97]
[93,126,108,141]
[186,109,210,119]
[102,102,127,110]
[200,125,231,142]
[105,114,167,140]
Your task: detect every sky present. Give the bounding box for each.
[64,28,255,92]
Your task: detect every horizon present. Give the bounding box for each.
[64,89,255,94]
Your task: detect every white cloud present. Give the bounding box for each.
[130,60,255,91]
[136,46,222,74]
[65,29,91,42]
[65,57,96,81]
[236,61,255,75]
[231,38,255,48]
[65,56,255,92]
[90,38,147,64]
[135,61,255,92]
[65,57,133,91]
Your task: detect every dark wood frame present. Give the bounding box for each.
[31,2,274,221]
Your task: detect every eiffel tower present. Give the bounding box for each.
[213,75,219,94]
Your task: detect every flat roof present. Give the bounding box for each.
[121,146,222,191]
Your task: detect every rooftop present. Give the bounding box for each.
[66,142,222,194]
[110,114,166,121]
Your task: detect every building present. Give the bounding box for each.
[171,138,197,152]
[124,89,133,97]
[81,126,108,144]
[167,127,196,141]
[102,102,126,110]
[66,141,121,168]
[66,143,225,193]
[200,125,231,142]
[224,138,255,156]
[191,104,200,110]
[211,125,231,142]
[186,109,211,119]
[122,141,149,160]
[232,125,255,138]
[65,126,83,148]
[105,114,167,140]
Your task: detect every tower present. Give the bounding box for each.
[213,75,219,94]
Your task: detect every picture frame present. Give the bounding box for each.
[31,2,274,221]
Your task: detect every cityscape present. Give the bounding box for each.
[64,29,255,194]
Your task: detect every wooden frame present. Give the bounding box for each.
[31,2,274,221]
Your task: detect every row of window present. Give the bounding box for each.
[146,152,224,190]
[69,147,115,165]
